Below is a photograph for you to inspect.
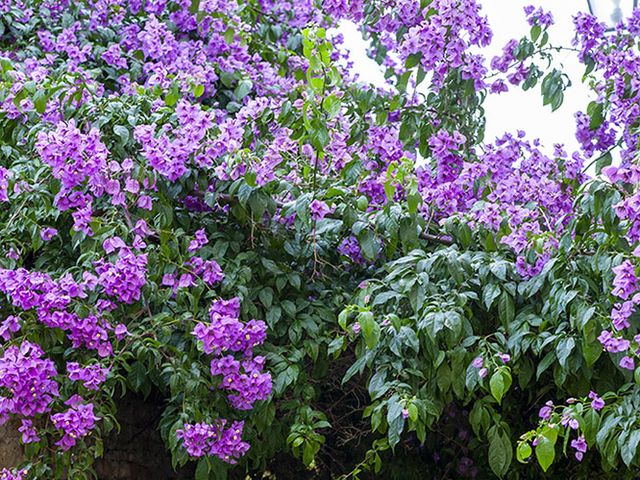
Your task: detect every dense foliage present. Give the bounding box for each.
[1,0,640,478]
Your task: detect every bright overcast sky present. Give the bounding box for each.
[335,1,596,152]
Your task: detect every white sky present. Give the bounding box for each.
[335,1,596,151]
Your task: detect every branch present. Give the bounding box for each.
[215,193,453,246]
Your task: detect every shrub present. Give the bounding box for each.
[0,1,639,479]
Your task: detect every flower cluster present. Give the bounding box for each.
[211,355,272,410]
[94,243,148,304]
[50,395,98,450]
[0,342,59,420]
[176,420,249,463]
[0,469,28,480]
[180,298,271,461]
[522,391,605,464]
[523,5,554,28]
[67,363,110,390]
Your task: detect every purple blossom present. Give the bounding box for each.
[338,236,367,265]
[18,419,39,444]
[67,362,110,390]
[114,323,129,340]
[0,469,27,480]
[471,356,483,368]
[588,391,605,411]
[598,330,631,353]
[51,396,98,450]
[94,246,148,304]
[611,301,634,330]
[498,353,511,363]
[612,260,637,300]
[188,229,209,252]
[620,355,635,370]
[0,341,59,419]
[524,6,554,28]
[309,199,333,221]
[0,315,21,341]
[40,227,57,241]
[538,400,553,420]
[561,413,579,430]
[570,435,587,461]
[176,420,249,463]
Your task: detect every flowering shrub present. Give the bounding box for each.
[0,0,640,478]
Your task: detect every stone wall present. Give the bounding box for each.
[0,417,23,469]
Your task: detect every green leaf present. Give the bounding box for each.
[195,459,209,480]
[358,230,379,261]
[595,151,613,175]
[322,94,341,118]
[531,24,542,42]
[386,395,405,448]
[498,291,515,324]
[193,84,205,98]
[258,288,273,309]
[32,90,47,114]
[127,361,147,392]
[165,87,180,106]
[358,311,380,349]
[189,0,200,14]
[489,369,511,404]
[368,369,389,399]
[621,429,640,466]
[113,125,130,146]
[234,79,253,100]
[488,427,512,478]
[483,284,500,310]
[555,337,575,368]
[516,442,532,463]
[587,101,604,130]
[535,432,556,472]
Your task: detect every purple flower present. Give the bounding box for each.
[620,356,635,370]
[561,413,579,430]
[588,391,605,411]
[137,195,152,210]
[471,357,484,368]
[0,315,21,341]
[188,229,209,252]
[338,236,367,265]
[102,236,126,254]
[67,362,110,390]
[177,420,249,463]
[51,398,98,450]
[570,435,587,461]
[18,419,40,444]
[498,353,511,363]
[40,227,57,241]
[189,257,224,285]
[478,367,488,378]
[309,199,333,221]
[612,260,637,300]
[94,246,147,304]
[114,323,130,340]
[611,301,634,330]
[598,330,630,353]
[0,468,27,480]
[524,6,554,28]
[401,408,409,419]
[539,400,553,420]
[0,341,59,418]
